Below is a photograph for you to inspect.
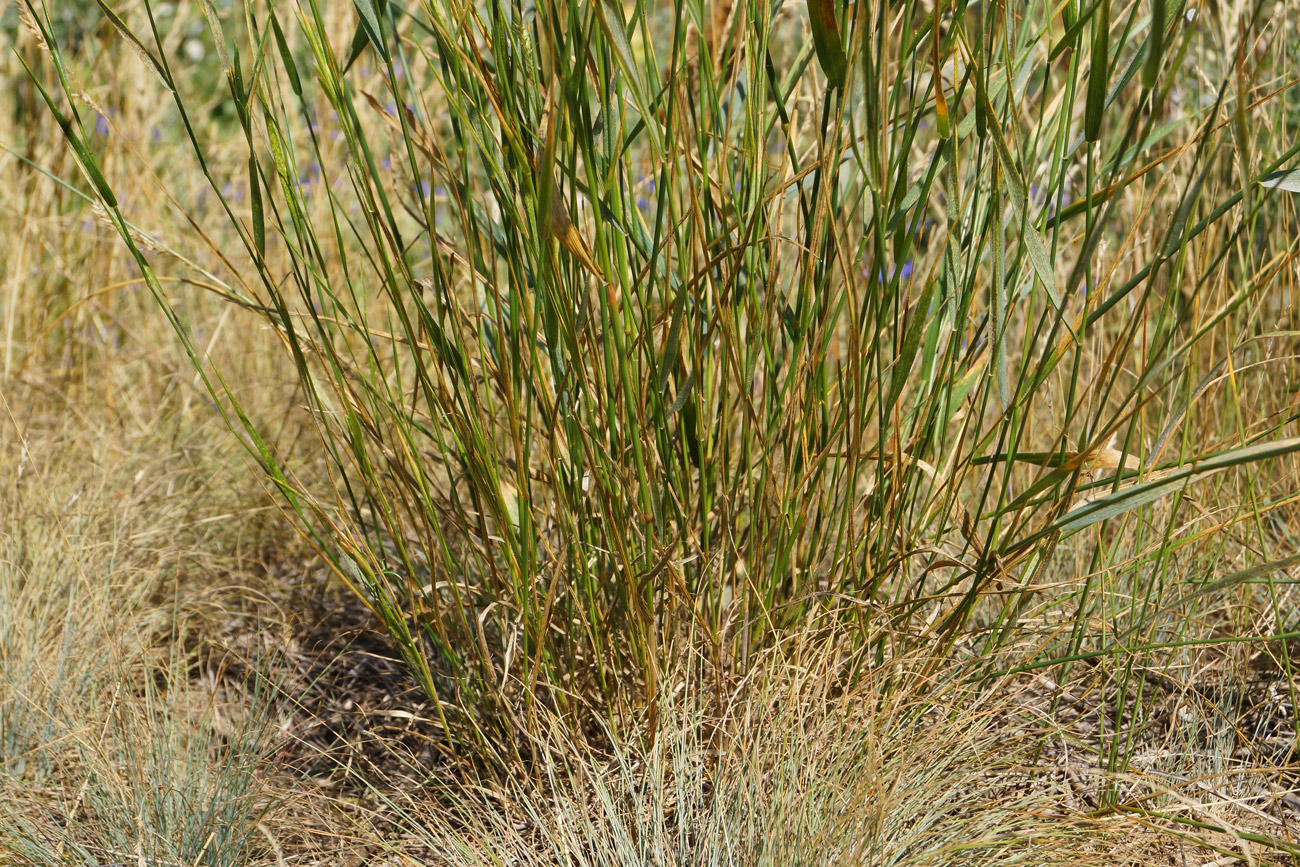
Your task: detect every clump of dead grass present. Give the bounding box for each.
[0,368,289,865]
[318,635,1116,866]
[0,114,304,859]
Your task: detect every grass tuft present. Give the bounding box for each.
[6,0,1300,859]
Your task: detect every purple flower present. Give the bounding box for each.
[381,157,392,170]
[636,196,650,212]
[876,261,913,282]
[94,112,109,137]
[1048,187,1066,217]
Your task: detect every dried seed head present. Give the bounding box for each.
[16,4,50,51]
[92,201,162,252]
[1083,435,1141,472]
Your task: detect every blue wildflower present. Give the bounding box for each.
[875,261,914,282]
[1048,187,1066,217]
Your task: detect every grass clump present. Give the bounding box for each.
[0,120,297,860]
[403,642,1118,866]
[0,393,284,866]
[10,0,1300,858]
[1,666,278,867]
